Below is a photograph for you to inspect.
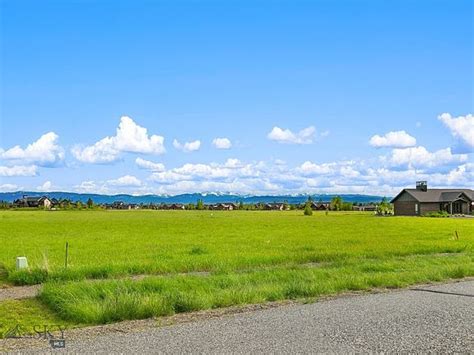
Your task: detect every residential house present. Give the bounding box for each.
[263,203,287,211]
[209,203,235,210]
[111,201,126,209]
[311,202,329,210]
[168,203,185,210]
[352,204,377,212]
[13,196,52,209]
[391,181,473,216]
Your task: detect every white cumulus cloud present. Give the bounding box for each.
[150,158,258,185]
[212,137,232,149]
[173,139,201,152]
[37,181,53,191]
[0,165,38,177]
[135,157,165,172]
[298,161,335,175]
[438,113,474,148]
[0,184,19,192]
[74,181,99,193]
[71,137,118,164]
[369,130,416,148]
[0,132,64,166]
[107,175,142,187]
[223,158,244,169]
[267,126,315,144]
[72,116,165,163]
[390,146,468,169]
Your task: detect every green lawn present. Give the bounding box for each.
[0,210,473,329]
[0,299,75,340]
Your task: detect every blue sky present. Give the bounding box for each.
[0,0,472,195]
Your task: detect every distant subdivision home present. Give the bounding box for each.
[209,203,237,211]
[263,203,285,211]
[13,195,55,209]
[391,181,474,216]
[310,202,330,211]
[352,204,377,212]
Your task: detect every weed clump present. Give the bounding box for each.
[9,269,48,285]
[189,246,208,255]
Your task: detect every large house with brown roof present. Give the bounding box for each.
[391,181,474,216]
[13,195,54,209]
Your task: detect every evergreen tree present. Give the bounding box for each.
[196,199,204,210]
[87,198,94,209]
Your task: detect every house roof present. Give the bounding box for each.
[391,189,474,203]
[439,191,470,202]
[23,196,48,202]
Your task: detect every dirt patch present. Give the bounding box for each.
[0,285,41,301]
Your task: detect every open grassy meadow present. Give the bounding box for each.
[0,210,473,332]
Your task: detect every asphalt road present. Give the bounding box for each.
[17,281,474,353]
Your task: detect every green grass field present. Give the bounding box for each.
[0,210,473,332]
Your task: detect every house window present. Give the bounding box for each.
[415,203,419,214]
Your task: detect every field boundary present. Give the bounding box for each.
[0,253,468,300]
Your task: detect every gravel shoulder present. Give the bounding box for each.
[0,285,40,301]
[1,278,473,353]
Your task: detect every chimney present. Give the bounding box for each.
[416,181,427,192]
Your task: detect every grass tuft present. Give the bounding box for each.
[8,269,49,285]
[189,246,208,255]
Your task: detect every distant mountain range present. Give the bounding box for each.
[0,191,388,204]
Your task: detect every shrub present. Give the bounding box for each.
[303,203,313,216]
[423,211,450,218]
[341,202,353,211]
[376,197,394,216]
